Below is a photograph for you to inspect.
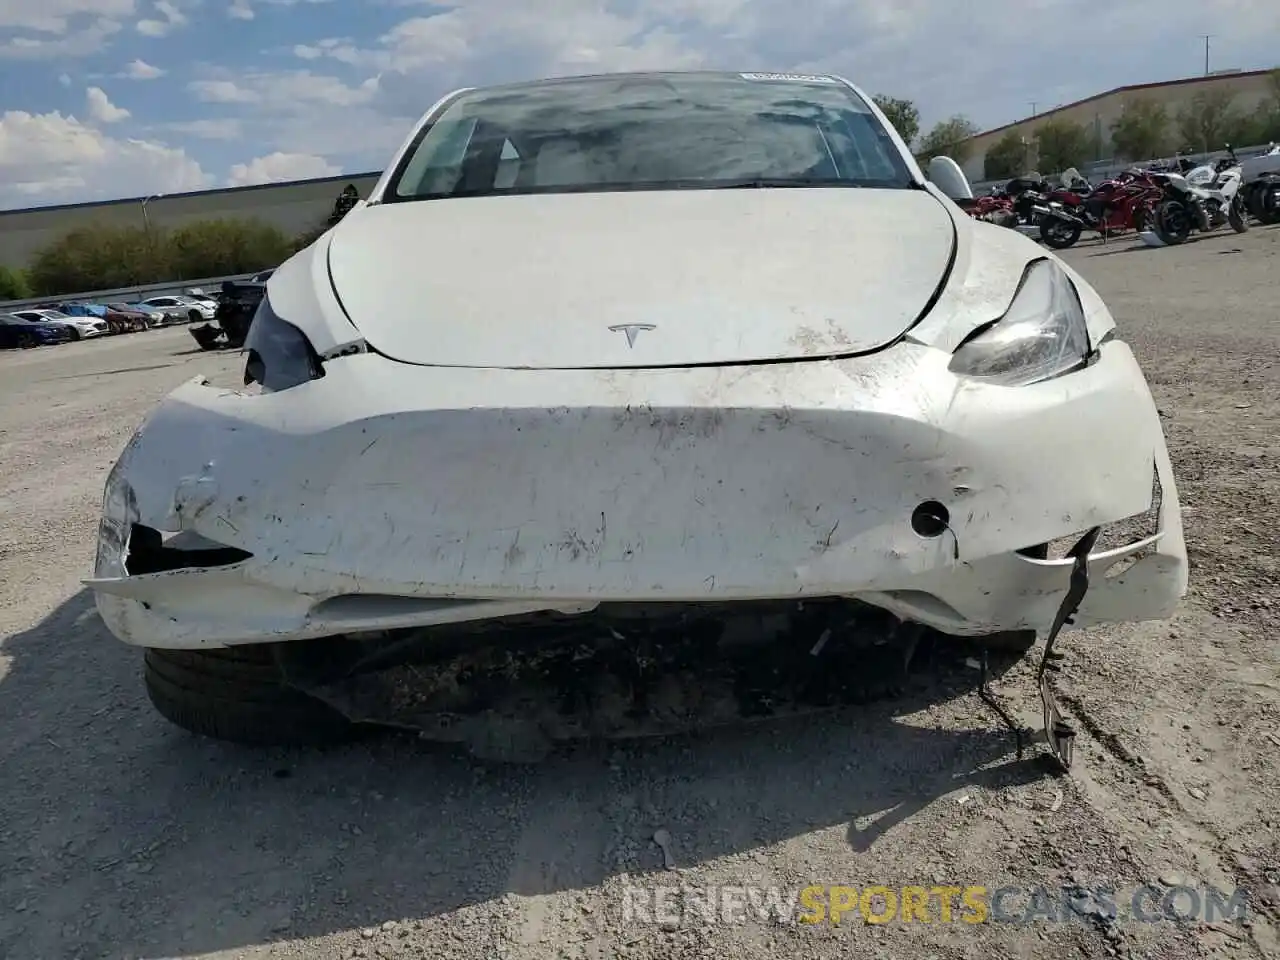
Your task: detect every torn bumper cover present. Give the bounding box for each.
[86,340,1186,651]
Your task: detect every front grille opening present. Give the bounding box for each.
[1018,464,1162,560]
[124,523,252,575]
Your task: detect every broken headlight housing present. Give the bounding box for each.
[243,296,325,392]
[948,259,1091,387]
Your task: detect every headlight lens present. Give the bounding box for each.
[242,296,325,392]
[948,259,1091,387]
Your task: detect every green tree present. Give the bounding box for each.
[168,218,293,280]
[984,130,1028,180]
[1109,97,1170,161]
[1176,90,1238,153]
[1034,118,1093,173]
[27,224,163,294]
[916,115,979,164]
[27,218,292,296]
[293,225,329,253]
[0,265,31,300]
[1232,68,1280,145]
[871,95,920,147]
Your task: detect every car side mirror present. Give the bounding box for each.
[927,156,974,200]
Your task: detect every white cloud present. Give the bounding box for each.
[169,118,242,139]
[227,1,253,19]
[227,151,340,185]
[0,0,134,33]
[122,57,164,79]
[0,16,121,58]
[290,36,365,64]
[86,86,130,123]
[188,78,260,103]
[190,69,379,110]
[58,73,72,87]
[0,109,210,205]
[136,0,186,36]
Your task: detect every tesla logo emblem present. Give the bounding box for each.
[608,323,656,348]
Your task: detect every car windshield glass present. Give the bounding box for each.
[387,72,914,201]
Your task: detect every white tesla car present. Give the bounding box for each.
[87,70,1186,759]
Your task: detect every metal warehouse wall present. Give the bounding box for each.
[0,172,383,269]
[959,70,1277,181]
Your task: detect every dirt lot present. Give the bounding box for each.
[1,227,1278,960]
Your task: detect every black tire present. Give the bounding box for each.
[1228,195,1249,233]
[188,309,203,323]
[1154,200,1192,245]
[16,331,36,349]
[1261,186,1280,225]
[68,328,82,340]
[143,645,358,746]
[1039,216,1082,249]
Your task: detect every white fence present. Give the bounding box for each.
[0,272,262,312]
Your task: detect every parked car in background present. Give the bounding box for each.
[190,280,264,350]
[124,302,179,327]
[104,303,154,332]
[135,295,215,324]
[249,269,275,283]
[183,288,220,310]
[11,308,109,340]
[0,313,76,348]
[52,301,139,335]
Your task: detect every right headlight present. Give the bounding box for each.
[242,296,325,393]
[948,258,1092,387]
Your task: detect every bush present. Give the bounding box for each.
[292,225,329,253]
[0,265,31,300]
[984,131,1028,180]
[27,217,295,297]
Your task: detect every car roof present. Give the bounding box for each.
[453,69,847,95]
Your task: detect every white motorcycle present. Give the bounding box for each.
[1147,145,1248,245]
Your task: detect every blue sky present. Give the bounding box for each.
[1,0,1277,209]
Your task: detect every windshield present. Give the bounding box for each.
[386,72,913,201]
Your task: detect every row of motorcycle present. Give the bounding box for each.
[959,144,1280,249]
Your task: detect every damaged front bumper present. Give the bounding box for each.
[86,339,1187,650]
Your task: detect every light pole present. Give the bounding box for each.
[140,194,163,278]
[140,193,163,237]
[1199,35,1212,76]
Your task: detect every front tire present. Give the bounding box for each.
[1228,195,1249,233]
[143,645,358,746]
[1154,200,1193,245]
[1039,216,1082,249]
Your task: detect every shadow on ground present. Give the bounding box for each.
[0,590,1054,958]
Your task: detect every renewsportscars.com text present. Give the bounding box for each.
[620,884,1251,927]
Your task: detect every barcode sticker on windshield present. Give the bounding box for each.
[739,72,837,83]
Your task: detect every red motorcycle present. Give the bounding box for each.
[954,191,1021,229]
[1038,170,1164,249]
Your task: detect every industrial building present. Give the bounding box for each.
[957,68,1277,181]
[0,171,382,270]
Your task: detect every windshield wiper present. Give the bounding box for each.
[706,177,862,189]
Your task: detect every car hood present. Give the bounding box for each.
[326,188,956,368]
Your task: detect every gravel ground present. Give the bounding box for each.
[1,226,1278,960]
